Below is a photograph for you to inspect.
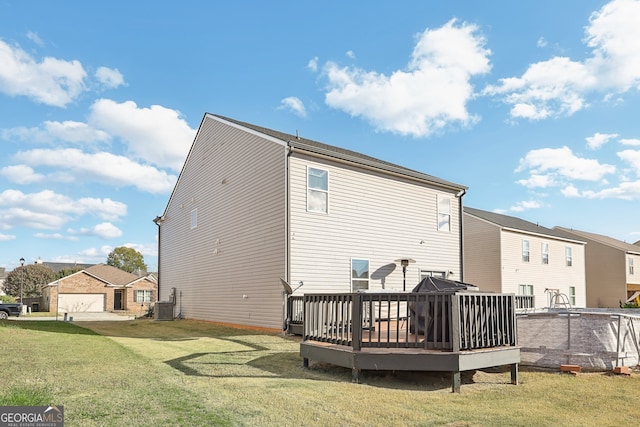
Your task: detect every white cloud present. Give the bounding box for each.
[346,50,356,59]
[581,181,640,200]
[34,232,77,241]
[586,132,618,149]
[508,200,542,212]
[0,165,44,184]
[26,31,44,47]
[486,0,640,120]
[0,189,127,230]
[321,19,491,137]
[537,37,548,48]
[0,40,87,107]
[95,66,125,89]
[484,57,595,120]
[516,174,557,189]
[516,146,616,182]
[585,0,640,91]
[16,148,177,194]
[68,222,122,239]
[561,184,581,197]
[0,233,16,241]
[2,120,111,145]
[307,57,319,72]
[620,138,640,146]
[617,149,640,174]
[279,96,307,117]
[88,99,195,171]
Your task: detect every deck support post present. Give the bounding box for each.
[510,363,519,385]
[352,367,360,383]
[303,357,309,369]
[451,371,461,393]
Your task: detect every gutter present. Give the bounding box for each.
[457,189,466,282]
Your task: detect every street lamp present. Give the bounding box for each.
[394,258,415,291]
[19,257,25,313]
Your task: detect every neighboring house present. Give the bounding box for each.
[42,264,157,315]
[554,227,640,308]
[0,267,7,296]
[463,207,587,309]
[155,113,468,330]
[36,259,95,274]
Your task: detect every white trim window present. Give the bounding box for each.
[565,247,573,267]
[420,270,446,280]
[629,257,635,275]
[518,284,533,296]
[569,286,576,306]
[437,195,451,232]
[134,290,153,303]
[522,240,530,263]
[351,258,369,291]
[191,208,198,229]
[541,242,549,265]
[307,167,328,213]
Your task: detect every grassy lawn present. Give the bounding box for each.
[1,318,639,426]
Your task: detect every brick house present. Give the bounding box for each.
[42,264,157,316]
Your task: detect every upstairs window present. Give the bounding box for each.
[565,247,573,267]
[307,167,328,213]
[437,195,451,232]
[630,257,635,275]
[541,242,549,265]
[190,208,198,229]
[351,259,369,291]
[522,240,530,263]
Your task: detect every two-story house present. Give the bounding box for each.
[554,227,640,308]
[463,207,587,309]
[154,113,468,330]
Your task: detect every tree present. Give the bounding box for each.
[106,246,147,274]
[3,264,56,299]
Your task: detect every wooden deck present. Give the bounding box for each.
[299,291,521,392]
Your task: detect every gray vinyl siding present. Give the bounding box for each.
[158,115,287,329]
[584,241,627,308]
[500,231,586,308]
[463,214,502,293]
[288,152,462,293]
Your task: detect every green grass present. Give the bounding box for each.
[2,318,640,426]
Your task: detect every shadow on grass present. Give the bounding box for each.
[0,320,98,335]
[163,336,467,391]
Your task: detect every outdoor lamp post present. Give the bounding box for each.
[19,257,25,313]
[394,258,415,291]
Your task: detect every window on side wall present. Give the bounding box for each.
[522,240,530,262]
[565,247,573,267]
[518,284,533,295]
[420,270,447,280]
[191,208,198,229]
[134,290,153,303]
[629,257,635,275]
[541,242,549,264]
[437,195,451,232]
[307,167,328,213]
[351,258,369,291]
[569,286,576,306]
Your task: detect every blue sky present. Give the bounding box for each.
[2,0,640,272]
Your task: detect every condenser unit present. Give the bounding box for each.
[154,302,174,321]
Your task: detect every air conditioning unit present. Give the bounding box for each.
[154,302,174,321]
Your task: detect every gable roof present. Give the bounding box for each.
[84,264,147,287]
[464,207,584,243]
[554,227,640,255]
[211,114,467,192]
[40,261,95,273]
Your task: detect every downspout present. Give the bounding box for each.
[153,215,164,301]
[457,189,466,282]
